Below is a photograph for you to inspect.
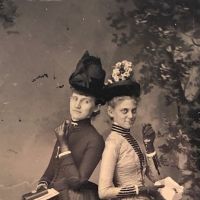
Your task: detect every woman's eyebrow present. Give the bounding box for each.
[120,108,127,110]
[81,97,91,101]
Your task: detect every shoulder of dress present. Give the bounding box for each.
[86,126,105,143]
[82,124,98,135]
[105,132,124,146]
[103,133,123,155]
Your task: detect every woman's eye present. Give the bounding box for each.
[121,109,128,114]
[83,99,90,104]
[71,96,78,101]
[132,109,136,114]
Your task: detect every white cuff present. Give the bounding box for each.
[146,151,156,157]
[135,185,139,195]
[58,151,71,158]
[38,181,48,186]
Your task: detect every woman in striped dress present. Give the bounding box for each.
[98,60,164,200]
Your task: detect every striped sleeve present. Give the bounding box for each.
[117,186,138,198]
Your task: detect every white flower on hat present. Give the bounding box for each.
[122,60,132,67]
[110,60,134,83]
[124,71,131,77]
[113,75,120,82]
[114,62,122,68]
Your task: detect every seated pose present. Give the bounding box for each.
[98,60,164,200]
[36,51,106,200]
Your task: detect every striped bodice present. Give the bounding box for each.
[112,124,145,175]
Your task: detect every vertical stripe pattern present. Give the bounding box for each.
[112,124,145,178]
[112,124,146,198]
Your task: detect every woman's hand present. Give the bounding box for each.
[142,123,156,153]
[140,185,165,199]
[55,120,70,151]
[55,120,69,141]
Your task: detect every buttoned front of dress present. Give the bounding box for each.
[113,133,144,187]
[39,118,105,200]
[99,124,159,200]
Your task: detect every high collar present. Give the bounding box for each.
[111,123,130,134]
[70,118,91,127]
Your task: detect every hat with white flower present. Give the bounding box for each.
[104,60,140,101]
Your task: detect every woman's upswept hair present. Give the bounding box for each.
[107,95,139,108]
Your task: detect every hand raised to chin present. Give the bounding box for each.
[54,120,70,144]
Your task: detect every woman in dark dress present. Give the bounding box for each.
[36,51,105,200]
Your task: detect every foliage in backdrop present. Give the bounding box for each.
[107,0,200,199]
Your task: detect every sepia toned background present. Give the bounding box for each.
[0,0,199,199]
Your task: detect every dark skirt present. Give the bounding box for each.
[51,182,100,200]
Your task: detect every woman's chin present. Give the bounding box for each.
[121,123,132,129]
[124,121,135,129]
[71,115,82,121]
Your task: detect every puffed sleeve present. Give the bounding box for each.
[98,135,140,199]
[39,141,59,186]
[58,135,105,190]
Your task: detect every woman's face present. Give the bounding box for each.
[70,91,97,121]
[108,97,137,129]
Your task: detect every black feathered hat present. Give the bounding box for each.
[104,60,140,101]
[69,51,106,104]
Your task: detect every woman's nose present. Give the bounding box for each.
[127,111,133,119]
[74,100,81,109]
